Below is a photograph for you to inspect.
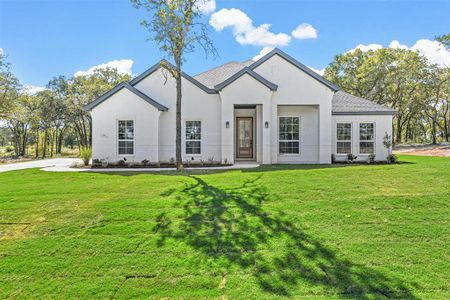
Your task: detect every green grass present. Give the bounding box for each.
[0,155,449,299]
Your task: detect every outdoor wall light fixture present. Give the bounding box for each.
[265,121,269,128]
[226,121,230,128]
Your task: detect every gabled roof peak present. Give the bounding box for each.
[249,48,340,91]
[214,67,278,91]
[84,82,168,112]
[129,60,217,94]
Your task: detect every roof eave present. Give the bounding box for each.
[129,60,217,94]
[83,83,168,112]
[332,111,398,115]
[214,68,278,91]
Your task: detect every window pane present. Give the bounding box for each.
[118,140,134,155]
[360,142,374,154]
[186,141,201,154]
[337,142,351,154]
[186,121,201,154]
[279,117,300,154]
[118,120,134,140]
[337,123,351,140]
[360,123,374,141]
[279,141,299,154]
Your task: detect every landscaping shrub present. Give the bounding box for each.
[347,153,357,163]
[387,154,398,164]
[92,159,102,167]
[80,148,92,166]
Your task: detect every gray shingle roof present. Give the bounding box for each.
[332,91,396,115]
[194,61,248,89]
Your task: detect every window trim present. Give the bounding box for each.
[336,122,352,154]
[358,122,376,155]
[117,119,135,157]
[185,120,202,156]
[278,116,301,156]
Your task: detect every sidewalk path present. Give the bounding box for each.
[1,158,259,173]
[0,158,83,173]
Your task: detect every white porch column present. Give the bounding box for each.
[262,103,272,164]
[270,102,278,163]
[221,101,234,164]
[318,103,332,163]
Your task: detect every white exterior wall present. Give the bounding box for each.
[91,88,160,163]
[277,105,319,163]
[134,69,222,163]
[332,114,393,162]
[252,54,335,163]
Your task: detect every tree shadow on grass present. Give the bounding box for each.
[155,176,417,298]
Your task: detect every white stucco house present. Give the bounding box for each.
[84,48,396,165]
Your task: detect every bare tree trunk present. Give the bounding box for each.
[50,131,54,157]
[444,102,449,142]
[35,131,39,158]
[57,127,64,154]
[42,130,48,158]
[431,113,437,145]
[395,115,403,144]
[175,71,183,169]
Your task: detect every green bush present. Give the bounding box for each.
[387,154,398,164]
[5,145,14,153]
[80,148,92,166]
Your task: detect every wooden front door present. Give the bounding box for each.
[236,117,253,159]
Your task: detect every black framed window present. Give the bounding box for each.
[186,121,201,154]
[359,123,375,154]
[118,120,134,155]
[279,117,300,154]
[337,123,352,154]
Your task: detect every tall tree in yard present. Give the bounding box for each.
[0,53,21,118]
[131,0,216,169]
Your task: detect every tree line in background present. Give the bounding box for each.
[0,34,449,158]
[0,53,130,158]
[324,34,450,144]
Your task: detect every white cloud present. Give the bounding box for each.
[347,39,450,67]
[252,46,274,61]
[24,85,46,95]
[411,39,450,67]
[0,48,3,56]
[292,23,318,40]
[346,43,383,53]
[307,66,325,76]
[195,0,216,15]
[74,59,134,77]
[209,8,291,47]
[388,40,408,50]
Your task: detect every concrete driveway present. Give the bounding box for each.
[0,158,82,173]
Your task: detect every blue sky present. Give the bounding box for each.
[1,0,449,89]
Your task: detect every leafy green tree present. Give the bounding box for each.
[4,94,35,156]
[436,33,450,49]
[67,68,131,150]
[131,0,216,169]
[0,53,21,118]
[324,48,429,143]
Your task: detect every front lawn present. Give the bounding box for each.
[0,155,449,299]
